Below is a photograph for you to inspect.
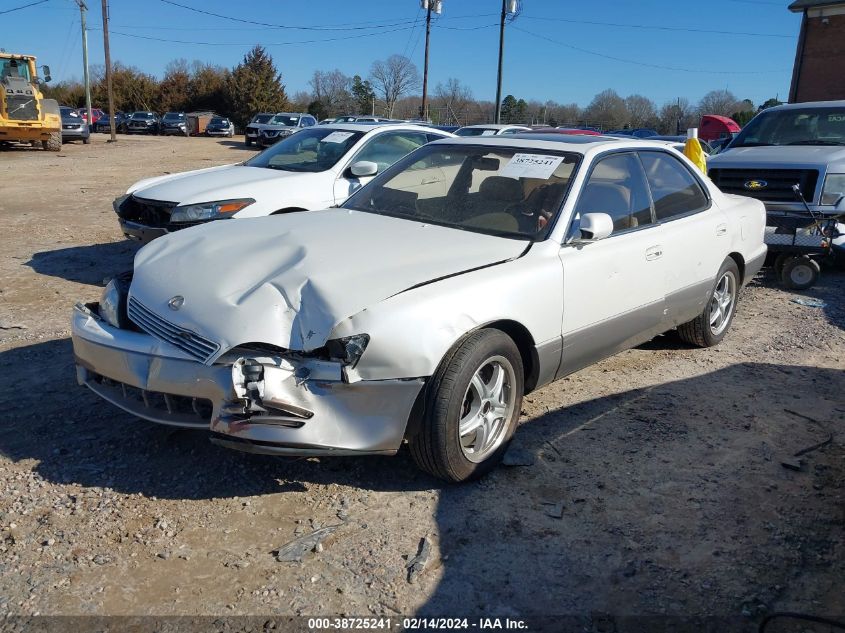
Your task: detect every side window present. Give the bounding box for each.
[426,132,447,143]
[352,132,428,171]
[639,151,709,221]
[574,153,653,235]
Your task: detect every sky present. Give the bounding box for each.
[3,0,802,109]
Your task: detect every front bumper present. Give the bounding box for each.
[61,127,89,141]
[71,303,424,456]
[206,129,229,136]
[118,218,168,243]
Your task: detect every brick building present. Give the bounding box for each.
[789,0,845,102]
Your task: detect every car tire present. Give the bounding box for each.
[773,252,792,278]
[678,257,740,348]
[408,329,524,482]
[781,255,820,290]
[245,138,252,147]
[82,136,90,145]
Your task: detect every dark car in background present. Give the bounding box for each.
[244,112,274,147]
[126,112,160,135]
[160,111,188,136]
[60,106,90,144]
[606,128,659,138]
[205,115,235,137]
[94,112,129,133]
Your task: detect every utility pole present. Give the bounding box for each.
[101,0,116,141]
[75,0,93,130]
[419,0,441,122]
[494,0,518,124]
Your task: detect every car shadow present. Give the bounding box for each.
[216,140,258,152]
[26,241,140,286]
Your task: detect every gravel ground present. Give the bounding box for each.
[0,135,842,629]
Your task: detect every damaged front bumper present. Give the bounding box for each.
[71,303,424,455]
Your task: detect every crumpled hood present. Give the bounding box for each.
[711,145,845,171]
[129,164,307,206]
[130,209,528,356]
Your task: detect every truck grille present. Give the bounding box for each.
[127,297,220,364]
[6,94,38,121]
[708,168,819,203]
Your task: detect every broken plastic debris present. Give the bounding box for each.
[790,297,827,308]
[274,524,340,562]
[406,537,431,583]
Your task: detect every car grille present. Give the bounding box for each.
[6,94,38,121]
[63,124,81,130]
[87,370,213,426]
[118,196,176,228]
[708,168,819,203]
[127,296,220,364]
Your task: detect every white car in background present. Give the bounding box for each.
[113,123,452,242]
[78,135,766,481]
[455,124,531,137]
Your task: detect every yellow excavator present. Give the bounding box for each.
[0,52,61,151]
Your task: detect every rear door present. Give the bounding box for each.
[557,151,666,376]
[638,150,728,328]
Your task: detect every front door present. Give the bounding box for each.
[557,152,666,377]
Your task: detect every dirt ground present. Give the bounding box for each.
[0,135,842,631]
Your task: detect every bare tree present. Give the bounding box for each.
[309,69,353,117]
[434,77,473,124]
[698,89,740,116]
[369,55,420,118]
[658,98,698,135]
[625,94,657,128]
[584,89,628,130]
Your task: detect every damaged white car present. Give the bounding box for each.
[72,135,767,481]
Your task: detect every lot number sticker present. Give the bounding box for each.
[500,153,564,179]
[322,131,356,144]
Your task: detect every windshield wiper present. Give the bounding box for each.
[786,140,845,146]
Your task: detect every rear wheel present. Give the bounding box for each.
[781,255,820,290]
[408,329,524,482]
[678,257,740,347]
[773,253,791,278]
[43,132,61,151]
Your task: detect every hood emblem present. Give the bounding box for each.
[168,295,185,311]
[744,180,768,191]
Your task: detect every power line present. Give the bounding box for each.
[0,0,50,15]
[511,25,790,75]
[96,25,416,47]
[519,15,793,38]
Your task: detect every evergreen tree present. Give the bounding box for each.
[351,75,375,115]
[226,46,288,128]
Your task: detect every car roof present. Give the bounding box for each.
[427,134,692,155]
[766,100,845,112]
[318,122,455,134]
[458,124,528,130]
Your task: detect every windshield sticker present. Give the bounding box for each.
[829,114,845,122]
[322,131,356,144]
[500,153,564,179]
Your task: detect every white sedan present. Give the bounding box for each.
[113,123,452,242]
[74,135,766,481]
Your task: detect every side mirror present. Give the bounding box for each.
[350,161,378,178]
[574,212,613,242]
[41,65,51,83]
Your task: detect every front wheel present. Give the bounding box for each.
[408,329,524,482]
[678,257,740,347]
[43,132,61,151]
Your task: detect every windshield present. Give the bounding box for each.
[244,127,365,172]
[456,127,499,137]
[270,115,300,127]
[344,144,580,240]
[210,117,228,125]
[731,108,845,147]
[0,58,32,82]
[60,107,79,118]
[251,114,273,124]
[132,112,154,120]
[163,112,184,121]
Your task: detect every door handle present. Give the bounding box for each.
[645,245,663,261]
[716,223,728,236]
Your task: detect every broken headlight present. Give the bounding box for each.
[169,198,255,223]
[98,273,131,329]
[325,334,370,368]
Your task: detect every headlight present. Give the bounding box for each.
[325,334,370,368]
[821,174,845,206]
[169,198,255,222]
[98,274,131,329]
